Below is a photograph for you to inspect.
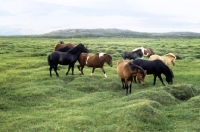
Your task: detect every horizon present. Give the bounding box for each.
[1,28,200,36]
[1,0,200,35]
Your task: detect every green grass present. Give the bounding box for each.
[0,36,200,132]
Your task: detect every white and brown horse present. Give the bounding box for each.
[132,47,154,58]
[77,53,113,77]
[149,53,176,66]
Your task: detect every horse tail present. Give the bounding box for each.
[48,55,55,67]
[47,55,51,66]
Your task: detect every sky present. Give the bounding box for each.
[0,0,200,35]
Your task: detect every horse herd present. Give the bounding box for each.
[48,41,176,95]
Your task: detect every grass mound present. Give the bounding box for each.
[123,89,178,105]
[164,84,195,100]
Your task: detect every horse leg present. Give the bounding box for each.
[80,65,85,75]
[172,60,175,66]
[100,67,107,77]
[153,74,157,85]
[71,64,75,75]
[134,76,137,83]
[77,65,81,74]
[54,66,59,77]
[125,80,129,95]
[90,68,95,76]
[77,65,84,75]
[129,83,132,94]
[66,65,71,75]
[49,67,52,77]
[158,74,165,86]
[129,79,133,94]
[121,78,125,89]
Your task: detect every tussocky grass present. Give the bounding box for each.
[0,36,200,132]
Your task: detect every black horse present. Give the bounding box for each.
[133,59,174,85]
[121,49,143,60]
[48,43,89,77]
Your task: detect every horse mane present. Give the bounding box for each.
[165,53,176,59]
[132,47,144,52]
[128,62,145,77]
[59,41,64,44]
[68,43,84,54]
[149,48,154,54]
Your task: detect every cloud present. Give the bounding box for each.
[0,0,200,35]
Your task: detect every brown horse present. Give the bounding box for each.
[149,53,176,66]
[77,53,113,77]
[117,60,147,95]
[53,41,75,51]
[132,47,154,58]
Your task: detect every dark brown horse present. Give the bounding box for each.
[53,41,75,51]
[77,53,113,77]
[117,60,147,95]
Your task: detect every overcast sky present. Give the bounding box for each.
[1,0,200,35]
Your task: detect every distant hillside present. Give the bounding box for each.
[42,28,200,38]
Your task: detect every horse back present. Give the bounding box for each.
[117,60,128,78]
[149,55,162,61]
[53,43,75,51]
[85,54,104,67]
[133,59,171,75]
[117,60,134,81]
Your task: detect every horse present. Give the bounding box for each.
[148,53,176,66]
[48,43,89,77]
[121,49,143,60]
[77,53,113,77]
[55,45,73,52]
[132,59,174,86]
[117,60,147,95]
[53,41,75,51]
[132,47,154,58]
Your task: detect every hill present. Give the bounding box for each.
[42,28,200,38]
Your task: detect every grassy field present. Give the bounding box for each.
[0,36,200,132]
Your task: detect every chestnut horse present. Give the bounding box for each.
[117,60,147,95]
[132,47,154,58]
[53,41,75,51]
[77,53,113,77]
[149,53,176,66]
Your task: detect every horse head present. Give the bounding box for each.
[104,54,113,67]
[98,53,113,67]
[129,62,146,85]
[166,68,174,84]
[74,43,89,53]
[134,65,147,85]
